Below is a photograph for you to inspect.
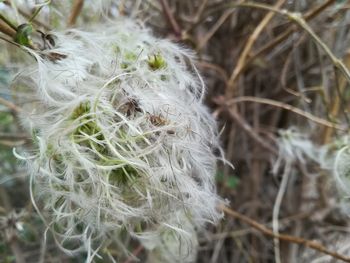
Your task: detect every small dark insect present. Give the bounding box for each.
[121,98,142,116]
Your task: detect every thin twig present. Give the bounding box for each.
[0,139,26,147]
[159,0,181,37]
[279,34,311,103]
[197,8,235,50]
[225,96,346,130]
[272,161,292,263]
[8,233,25,263]
[252,0,336,58]
[67,0,84,27]
[28,0,51,24]
[3,0,51,30]
[0,13,17,31]
[226,1,350,95]
[214,96,278,155]
[0,20,16,38]
[192,0,209,24]
[0,97,22,112]
[0,132,28,140]
[249,0,336,67]
[203,0,335,90]
[323,51,350,143]
[196,61,228,83]
[220,204,350,263]
[122,245,144,263]
[227,0,285,96]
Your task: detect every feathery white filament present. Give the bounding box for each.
[15,18,224,262]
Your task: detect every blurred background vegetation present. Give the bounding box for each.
[1,0,350,262]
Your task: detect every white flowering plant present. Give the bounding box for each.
[6,1,350,263]
[6,13,225,262]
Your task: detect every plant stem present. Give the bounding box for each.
[227,0,286,96]
[225,96,345,130]
[0,13,17,31]
[67,0,84,27]
[0,96,22,112]
[225,1,350,95]
[159,0,181,37]
[0,20,16,38]
[220,204,350,263]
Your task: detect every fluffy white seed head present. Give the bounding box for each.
[275,129,350,218]
[334,145,350,196]
[14,18,224,261]
[273,128,332,174]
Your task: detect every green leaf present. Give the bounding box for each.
[227,175,240,189]
[14,23,33,46]
[0,242,7,253]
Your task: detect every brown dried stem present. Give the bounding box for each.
[3,0,50,30]
[0,97,21,112]
[0,21,16,38]
[67,0,84,27]
[197,8,235,50]
[224,2,350,97]
[214,96,278,155]
[159,0,181,37]
[227,0,286,96]
[0,13,16,38]
[251,0,337,61]
[322,50,350,143]
[0,13,17,31]
[122,245,144,263]
[226,96,345,131]
[220,204,350,263]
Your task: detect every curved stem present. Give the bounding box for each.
[220,204,350,263]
